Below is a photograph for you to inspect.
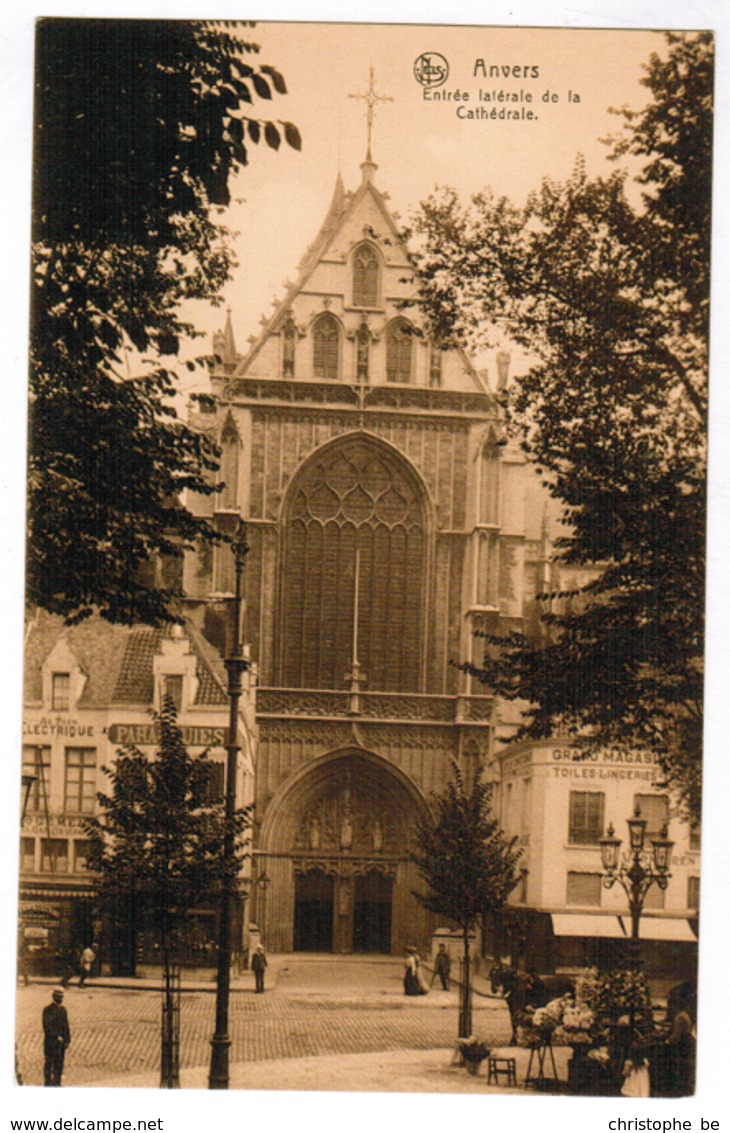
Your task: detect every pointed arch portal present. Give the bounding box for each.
[259,749,432,954]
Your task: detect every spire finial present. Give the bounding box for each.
[348,66,393,173]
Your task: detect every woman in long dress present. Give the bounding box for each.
[404,948,420,996]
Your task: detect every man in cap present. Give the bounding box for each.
[42,988,71,1086]
[251,944,267,993]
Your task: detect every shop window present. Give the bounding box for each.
[633,794,669,837]
[21,745,51,814]
[688,876,700,910]
[566,871,602,907]
[73,840,93,874]
[568,791,605,844]
[52,673,70,711]
[642,884,666,910]
[352,243,379,307]
[312,314,341,380]
[41,838,69,873]
[64,748,97,814]
[20,836,36,872]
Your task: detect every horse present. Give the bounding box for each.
[489,964,575,1044]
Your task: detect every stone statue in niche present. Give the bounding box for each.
[308,815,321,850]
[429,347,442,388]
[372,818,383,852]
[356,324,370,383]
[340,790,353,851]
[282,316,297,377]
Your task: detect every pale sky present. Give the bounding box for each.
[183,23,663,380]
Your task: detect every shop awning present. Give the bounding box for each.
[551,914,626,939]
[630,918,697,942]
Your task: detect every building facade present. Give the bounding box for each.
[20,611,256,975]
[489,740,699,977]
[183,149,561,956]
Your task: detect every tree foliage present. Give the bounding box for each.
[411,33,711,819]
[86,697,251,971]
[412,762,521,1036]
[29,19,301,625]
[412,761,522,931]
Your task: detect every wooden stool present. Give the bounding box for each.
[487,1056,517,1087]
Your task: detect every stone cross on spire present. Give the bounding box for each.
[348,67,393,172]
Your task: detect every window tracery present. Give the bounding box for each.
[352,243,380,307]
[279,438,427,691]
[386,319,414,383]
[313,313,341,380]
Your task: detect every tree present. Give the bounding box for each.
[29,19,301,625]
[411,762,522,1038]
[411,33,711,820]
[86,697,251,1086]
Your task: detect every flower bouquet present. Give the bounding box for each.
[517,997,568,1047]
[553,1001,597,1047]
[457,1036,491,1074]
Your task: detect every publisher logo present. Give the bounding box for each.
[414,53,449,88]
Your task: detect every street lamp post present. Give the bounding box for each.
[209,519,250,1090]
[600,805,674,1027]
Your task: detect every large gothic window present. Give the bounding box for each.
[352,243,379,307]
[279,438,427,691]
[312,314,341,380]
[386,319,414,383]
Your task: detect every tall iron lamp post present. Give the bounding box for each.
[600,804,674,1031]
[209,519,249,1089]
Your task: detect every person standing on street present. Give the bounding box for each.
[252,944,267,993]
[78,943,96,988]
[42,988,70,1086]
[433,943,452,991]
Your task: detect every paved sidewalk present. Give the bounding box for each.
[27,953,503,1000]
[91,1043,572,1093]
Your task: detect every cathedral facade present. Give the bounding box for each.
[184,148,549,956]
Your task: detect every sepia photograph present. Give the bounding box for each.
[4,3,727,1122]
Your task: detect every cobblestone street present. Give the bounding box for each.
[16,957,512,1088]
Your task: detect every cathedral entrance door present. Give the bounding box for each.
[353,871,393,954]
[293,870,334,952]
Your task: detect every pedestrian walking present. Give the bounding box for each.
[78,943,96,988]
[59,948,75,988]
[17,941,30,987]
[433,943,451,991]
[251,944,267,993]
[42,988,70,1086]
[414,949,430,995]
[404,947,419,995]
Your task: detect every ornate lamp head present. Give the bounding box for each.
[600,823,622,873]
[651,824,674,875]
[627,804,647,853]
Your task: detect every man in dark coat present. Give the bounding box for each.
[251,945,267,993]
[433,944,452,991]
[42,988,70,1086]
